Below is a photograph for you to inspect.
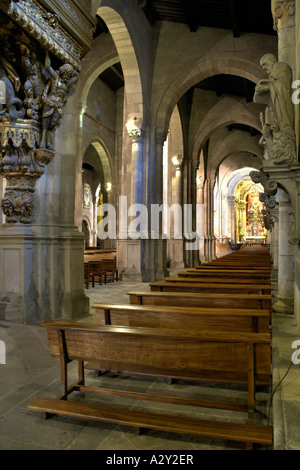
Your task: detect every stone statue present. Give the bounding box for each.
[254,53,296,164]
[0,57,25,122]
[40,52,79,150]
[19,42,43,120]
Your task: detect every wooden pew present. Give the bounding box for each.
[92,303,270,333]
[195,265,270,271]
[27,320,272,448]
[149,282,271,295]
[177,270,271,282]
[128,291,272,314]
[164,276,271,285]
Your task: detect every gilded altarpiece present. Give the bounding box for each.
[234,179,267,244]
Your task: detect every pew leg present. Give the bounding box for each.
[78,360,85,386]
[134,427,145,436]
[247,343,255,420]
[166,378,175,385]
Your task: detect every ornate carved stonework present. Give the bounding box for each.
[271,0,295,31]
[250,169,278,196]
[254,53,296,165]
[0,118,55,223]
[261,208,274,232]
[259,192,277,210]
[0,1,83,224]
[7,0,82,70]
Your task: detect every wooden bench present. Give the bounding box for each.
[128,291,272,314]
[164,276,271,285]
[149,282,271,295]
[27,321,272,449]
[195,265,270,271]
[92,303,270,333]
[177,270,271,282]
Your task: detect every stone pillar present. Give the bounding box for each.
[118,118,144,281]
[227,196,236,244]
[141,130,168,281]
[203,178,216,261]
[272,0,296,74]
[167,155,185,272]
[0,100,89,323]
[273,199,295,314]
[270,209,279,271]
[196,176,205,264]
[183,160,200,267]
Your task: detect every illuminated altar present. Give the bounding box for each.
[234,179,267,244]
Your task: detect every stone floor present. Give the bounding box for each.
[0,279,299,451]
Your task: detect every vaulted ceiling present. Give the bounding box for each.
[97,0,275,93]
[141,0,275,36]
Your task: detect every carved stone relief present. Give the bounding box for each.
[0,3,81,224]
[254,53,296,165]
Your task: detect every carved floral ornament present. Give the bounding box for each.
[0,1,81,224]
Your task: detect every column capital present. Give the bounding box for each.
[171,154,183,169]
[155,129,168,145]
[125,115,144,141]
[272,0,295,31]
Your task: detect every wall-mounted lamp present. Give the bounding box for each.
[79,106,86,128]
[126,115,144,138]
[171,155,183,168]
[196,176,202,186]
[106,182,112,193]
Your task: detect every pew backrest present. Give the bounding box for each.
[92,303,270,333]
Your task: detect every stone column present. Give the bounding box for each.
[272,0,296,74]
[140,129,168,281]
[118,118,145,281]
[227,196,236,244]
[196,176,205,264]
[183,160,200,267]
[270,208,279,270]
[203,178,216,261]
[167,155,185,273]
[273,199,295,314]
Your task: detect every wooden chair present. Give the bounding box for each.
[101,258,118,283]
[84,262,94,289]
[88,261,105,285]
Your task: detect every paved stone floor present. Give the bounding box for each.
[0,279,299,451]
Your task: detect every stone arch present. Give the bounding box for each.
[75,33,119,111]
[207,130,264,181]
[226,166,261,197]
[83,137,114,185]
[82,218,91,247]
[155,53,267,135]
[191,98,263,163]
[95,1,146,123]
